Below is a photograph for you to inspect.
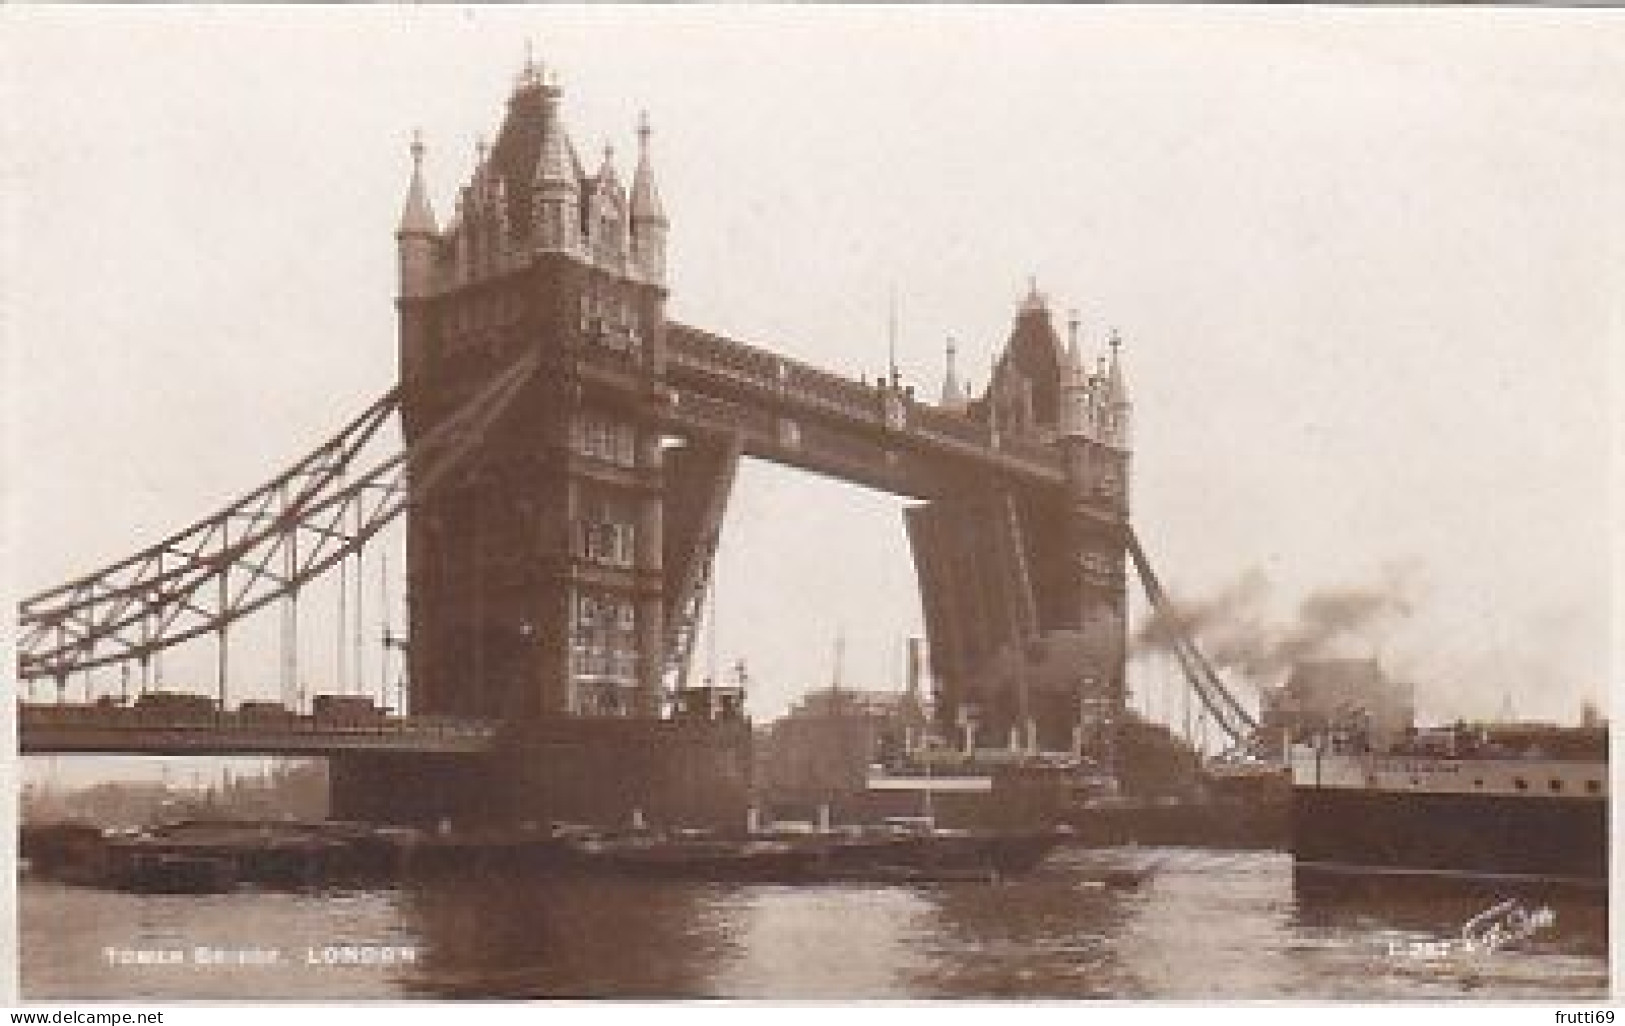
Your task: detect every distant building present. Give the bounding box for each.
[756,686,929,816]
[1260,658,1414,749]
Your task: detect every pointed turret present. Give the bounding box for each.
[1060,310,1088,436]
[1065,310,1084,381]
[531,72,581,255]
[515,39,545,94]
[1105,329,1128,403]
[940,337,967,412]
[1019,275,1047,316]
[588,144,628,270]
[397,131,438,299]
[629,111,669,285]
[1105,329,1132,448]
[596,143,623,194]
[991,278,1065,433]
[630,112,667,225]
[397,130,438,237]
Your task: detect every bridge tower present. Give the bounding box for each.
[908,284,1132,759]
[331,56,748,828]
[396,59,669,723]
[1056,313,1133,749]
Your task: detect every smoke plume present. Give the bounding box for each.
[1133,565,1416,685]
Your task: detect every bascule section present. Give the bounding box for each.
[908,288,1134,759]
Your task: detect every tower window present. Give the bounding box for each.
[574,517,636,567]
[576,594,598,627]
[572,412,637,468]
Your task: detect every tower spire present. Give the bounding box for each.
[516,39,546,93]
[1020,275,1047,314]
[1106,329,1127,401]
[887,286,899,387]
[940,336,967,412]
[629,110,666,223]
[629,109,669,283]
[396,130,437,299]
[1066,309,1083,379]
[397,130,437,237]
[531,73,580,254]
[1105,328,1132,448]
[588,143,628,270]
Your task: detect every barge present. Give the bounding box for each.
[21,817,1068,890]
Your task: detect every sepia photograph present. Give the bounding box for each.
[5,6,1618,1004]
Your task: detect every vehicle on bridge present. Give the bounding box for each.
[312,694,386,725]
[133,691,219,722]
[236,700,295,724]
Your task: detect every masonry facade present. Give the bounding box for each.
[361,56,1134,828]
[395,60,673,725]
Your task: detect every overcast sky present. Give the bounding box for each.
[7,7,1621,738]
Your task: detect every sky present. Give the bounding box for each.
[6,7,1621,750]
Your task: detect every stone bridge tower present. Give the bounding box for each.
[333,58,749,828]
[396,59,671,724]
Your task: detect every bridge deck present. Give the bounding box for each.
[17,704,499,756]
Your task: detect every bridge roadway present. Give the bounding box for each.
[17,703,499,756]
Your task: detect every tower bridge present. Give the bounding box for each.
[17,54,1173,829]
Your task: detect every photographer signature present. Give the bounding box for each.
[1387,898,1556,959]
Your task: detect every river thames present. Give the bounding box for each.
[20,848,1608,1000]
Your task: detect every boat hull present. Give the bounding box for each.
[809,828,1066,882]
[584,842,820,882]
[1292,785,1606,888]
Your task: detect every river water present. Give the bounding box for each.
[19,848,1609,1000]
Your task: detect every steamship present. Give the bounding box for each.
[1289,723,1608,888]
